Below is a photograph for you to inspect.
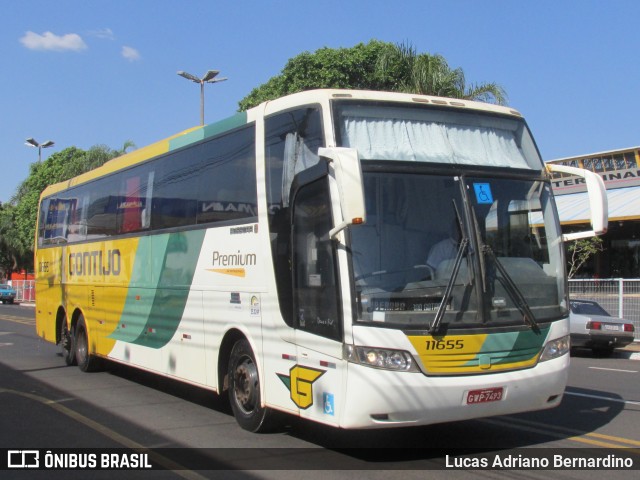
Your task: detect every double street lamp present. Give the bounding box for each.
[25,137,55,162]
[177,69,227,126]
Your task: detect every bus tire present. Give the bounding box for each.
[60,319,76,366]
[228,338,274,433]
[75,315,101,372]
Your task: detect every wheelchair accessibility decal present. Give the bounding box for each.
[277,365,325,409]
[473,183,494,204]
[323,393,335,416]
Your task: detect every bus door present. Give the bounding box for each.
[290,170,345,426]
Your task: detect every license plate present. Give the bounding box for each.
[604,324,620,331]
[465,387,504,405]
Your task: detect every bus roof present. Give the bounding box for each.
[40,89,523,198]
[257,88,522,118]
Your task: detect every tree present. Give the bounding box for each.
[566,236,604,279]
[377,42,507,104]
[238,40,507,110]
[238,40,401,111]
[0,203,29,278]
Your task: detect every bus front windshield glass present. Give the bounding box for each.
[349,173,566,329]
[333,102,566,329]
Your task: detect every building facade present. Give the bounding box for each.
[548,146,640,278]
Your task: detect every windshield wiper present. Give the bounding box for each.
[430,200,468,334]
[482,244,540,333]
[429,238,468,334]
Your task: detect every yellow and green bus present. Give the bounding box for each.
[35,89,607,432]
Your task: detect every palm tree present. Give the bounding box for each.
[378,43,507,105]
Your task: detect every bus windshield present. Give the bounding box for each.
[333,101,566,330]
[349,172,566,329]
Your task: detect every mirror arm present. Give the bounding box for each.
[330,221,349,239]
[546,163,608,241]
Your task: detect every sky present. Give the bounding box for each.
[2,0,639,203]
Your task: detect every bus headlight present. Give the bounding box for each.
[344,344,420,372]
[539,335,570,362]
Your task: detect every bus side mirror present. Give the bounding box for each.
[318,147,366,238]
[546,164,608,241]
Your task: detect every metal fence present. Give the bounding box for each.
[5,278,640,341]
[9,280,35,303]
[568,278,640,341]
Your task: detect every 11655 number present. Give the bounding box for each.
[425,339,464,350]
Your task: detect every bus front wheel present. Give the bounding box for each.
[228,338,274,432]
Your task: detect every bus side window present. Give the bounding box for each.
[292,177,341,341]
[37,198,51,246]
[67,188,89,243]
[197,125,257,224]
[118,166,152,234]
[265,106,324,326]
[86,176,119,238]
[152,146,201,230]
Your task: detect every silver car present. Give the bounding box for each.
[569,299,635,356]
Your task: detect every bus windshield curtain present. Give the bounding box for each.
[340,117,529,169]
[282,133,320,207]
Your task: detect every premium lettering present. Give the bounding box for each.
[69,249,121,276]
[212,250,256,267]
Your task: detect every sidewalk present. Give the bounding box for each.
[622,341,640,353]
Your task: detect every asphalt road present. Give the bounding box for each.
[1,304,639,479]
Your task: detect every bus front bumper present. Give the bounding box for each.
[337,353,569,429]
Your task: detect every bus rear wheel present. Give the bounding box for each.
[74,315,101,372]
[60,320,76,366]
[228,338,274,432]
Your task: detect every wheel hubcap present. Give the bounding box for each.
[234,357,258,414]
[77,330,87,365]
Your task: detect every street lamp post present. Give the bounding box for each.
[177,70,227,126]
[25,138,55,162]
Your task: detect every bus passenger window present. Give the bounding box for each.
[118,167,152,234]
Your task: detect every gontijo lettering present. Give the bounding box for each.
[69,249,121,276]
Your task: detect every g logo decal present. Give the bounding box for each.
[277,365,325,409]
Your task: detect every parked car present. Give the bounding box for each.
[569,299,635,356]
[0,284,17,304]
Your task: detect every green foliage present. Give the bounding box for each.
[566,236,604,279]
[238,40,402,111]
[378,43,507,104]
[238,40,507,111]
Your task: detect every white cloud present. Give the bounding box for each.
[89,28,115,40]
[20,31,87,52]
[121,46,141,62]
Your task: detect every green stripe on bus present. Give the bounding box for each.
[108,236,170,342]
[464,326,549,366]
[169,112,248,150]
[110,230,206,349]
